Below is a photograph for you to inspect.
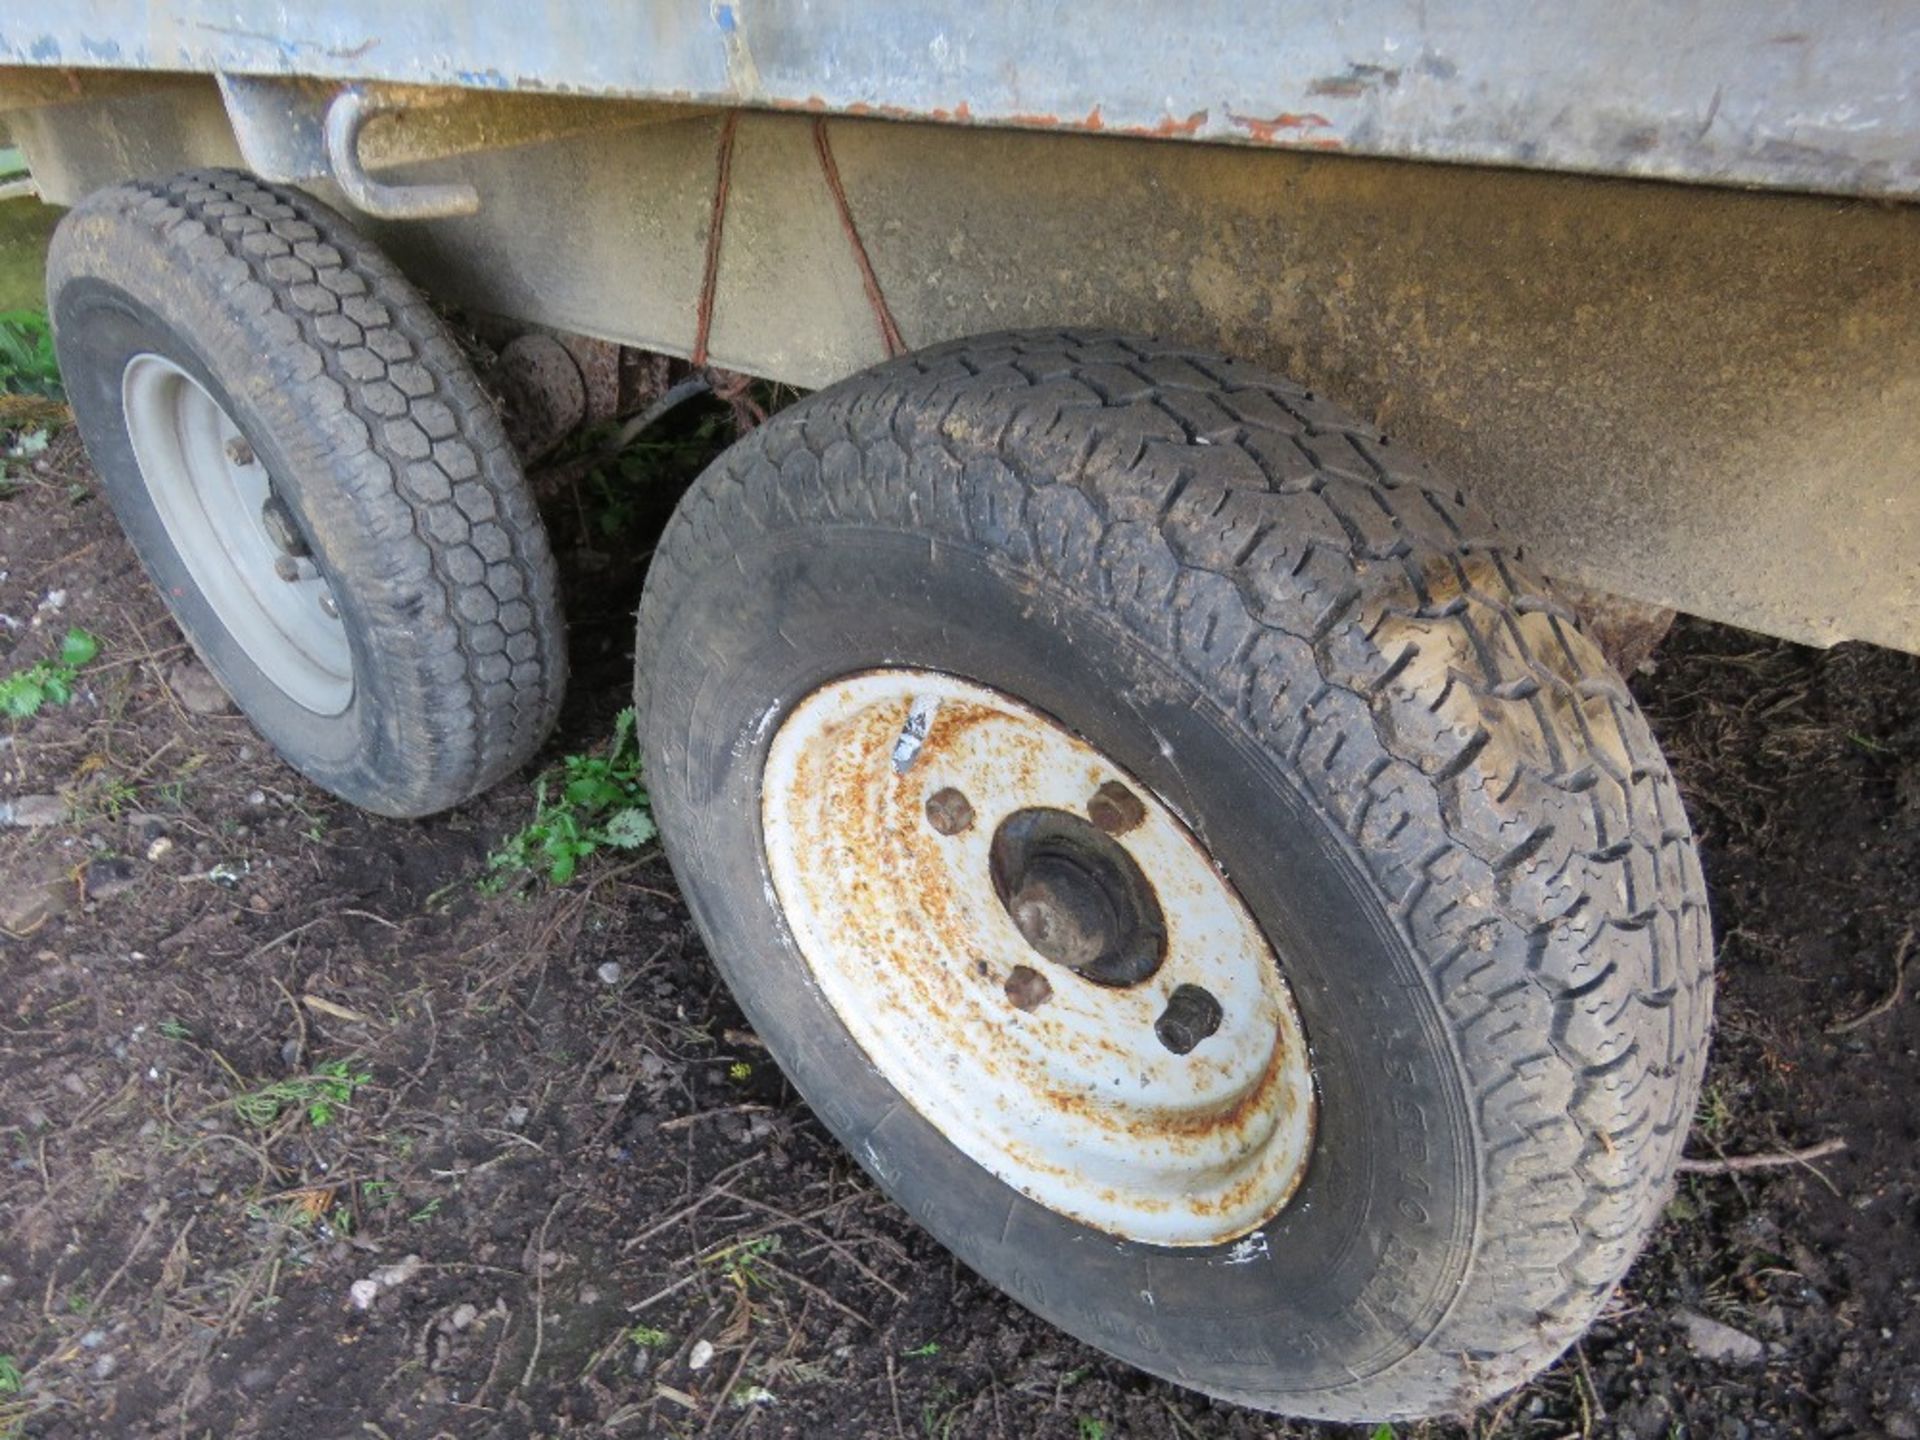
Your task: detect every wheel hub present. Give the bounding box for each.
[120,354,352,716]
[761,669,1316,1247]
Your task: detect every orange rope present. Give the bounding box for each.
[812,117,906,358]
[691,111,741,368]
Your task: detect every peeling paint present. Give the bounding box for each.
[1226,109,1334,143]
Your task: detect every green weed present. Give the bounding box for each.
[231,1058,370,1130]
[0,310,60,400]
[408,1196,444,1225]
[904,1341,940,1359]
[628,1325,670,1348]
[703,1234,781,1291]
[360,1179,398,1206]
[1076,1419,1108,1440]
[0,627,100,718]
[0,1356,19,1395]
[483,707,656,887]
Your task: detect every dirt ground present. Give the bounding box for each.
[2,408,1918,1440]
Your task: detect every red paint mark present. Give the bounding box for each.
[1226,109,1333,142]
[1082,104,1104,131]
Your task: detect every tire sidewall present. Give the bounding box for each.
[642,520,1480,1415]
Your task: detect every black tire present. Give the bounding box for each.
[635,331,1713,1421]
[48,168,565,817]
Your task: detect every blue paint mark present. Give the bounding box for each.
[716,4,738,33]
[453,68,512,90]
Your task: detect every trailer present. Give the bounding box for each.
[2,3,1914,1422]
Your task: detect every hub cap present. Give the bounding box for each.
[761,670,1315,1247]
[121,354,352,715]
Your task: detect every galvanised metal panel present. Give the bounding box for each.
[2,0,1918,200]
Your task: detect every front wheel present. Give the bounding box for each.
[634,331,1713,1421]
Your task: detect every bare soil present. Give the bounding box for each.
[2,418,1918,1440]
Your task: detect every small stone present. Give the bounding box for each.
[146,836,174,863]
[80,1329,108,1349]
[83,856,140,902]
[450,1303,478,1331]
[597,961,623,986]
[688,1339,715,1371]
[504,1104,529,1128]
[89,1352,117,1381]
[370,1254,424,1290]
[246,789,266,807]
[1,793,66,828]
[1,862,72,937]
[1676,1308,1767,1366]
[349,1279,381,1310]
[167,660,237,716]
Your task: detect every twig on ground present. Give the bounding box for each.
[1677,1137,1847,1175]
[520,1193,570,1389]
[885,1352,907,1440]
[1827,927,1914,1034]
[657,1104,774,1133]
[700,1339,755,1438]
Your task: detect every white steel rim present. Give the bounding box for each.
[762,670,1316,1247]
[121,354,352,715]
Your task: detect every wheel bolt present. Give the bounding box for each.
[259,495,310,558]
[1003,964,1052,1012]
[226,436,256,467]
[1155,984,1223,1055]
[1087,780,1147,835]
[317,591,340,620]
[273,554,301,583]
[924,786,974,836]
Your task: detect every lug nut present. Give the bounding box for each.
[924,786,974,836]
[259,495,310,558]
[1003,964,1052,1012]
[1155,983,1223,1055]
[1087,780,1147,836]
[225,436,256,467]
[273,554,301,583]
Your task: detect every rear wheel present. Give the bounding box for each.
[49,168,565,816]
[634,331,1713,1420]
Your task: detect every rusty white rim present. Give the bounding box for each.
[122,353,352,716]
[761,670,1315,1247]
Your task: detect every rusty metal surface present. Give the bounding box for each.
[760,670,1316,1247]
[3,2,1920,199]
